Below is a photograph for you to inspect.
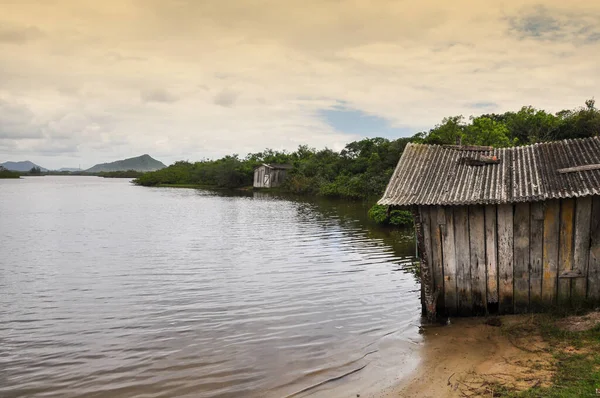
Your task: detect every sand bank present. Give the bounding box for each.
[380,316,555,398]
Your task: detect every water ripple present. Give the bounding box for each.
[0,177,421,398]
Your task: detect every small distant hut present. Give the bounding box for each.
[378,137,600,317]
[253,164,292,188]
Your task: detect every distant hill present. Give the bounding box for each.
[85,154,166,173]
[1,161,47,172]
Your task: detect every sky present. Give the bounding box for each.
[1,0,600,169]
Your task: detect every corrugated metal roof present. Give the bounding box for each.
[263,163,293,170]
[378,136,600,206]
[254,163,293,170]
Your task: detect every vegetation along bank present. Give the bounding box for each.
[0,166,20,179]
[134,100,600,226]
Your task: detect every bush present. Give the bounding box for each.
[389,209,414,226]
[368,204,413,226]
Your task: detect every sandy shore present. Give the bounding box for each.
[379,316,554,398]
[286,312,600,397]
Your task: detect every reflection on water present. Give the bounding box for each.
[0,177,421,398]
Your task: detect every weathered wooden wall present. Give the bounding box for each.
[254,166,267,188]
[253,167,289,188]
[270,169,288,188]
[419,197,600,316]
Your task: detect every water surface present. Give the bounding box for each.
[0,176,421,398]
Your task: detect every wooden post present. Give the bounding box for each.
[430,207,445,312]
[421,206,434,283]
[413,207,437,321]
[420,206,434,314]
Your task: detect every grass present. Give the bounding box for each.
[500,314,600,397]
[515,353,600,397]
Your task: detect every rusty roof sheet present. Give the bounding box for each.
[378,136,600,206]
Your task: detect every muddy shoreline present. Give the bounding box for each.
[379,316,555,398]
[374,311,600,398]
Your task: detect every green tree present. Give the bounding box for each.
[422,116,465,145]
[464,116,512,147]
[553,99,600,140]
[503,106,559,144]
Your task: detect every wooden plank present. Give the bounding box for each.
[513,203,530,313]
[497,204,514,314]
[419,206,438,317]
[558,199,575,305]
[573,197,592,301]
[542,200,560,305]
[414,207,436,320]
[588,197,600,300]
[469,206,486,315]
[485,205,499,311]
[420,206,435,287]
[557,164,600,174]
[430,207,445,312]
[529,202,544,311]
[442,207,457,315]
[454,206,472,316]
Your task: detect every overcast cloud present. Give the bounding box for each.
[1,0,599,169]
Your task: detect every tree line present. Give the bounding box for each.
[98,170,145,178]
[0,166,42,178]
[134,100,600,223]
[0,166,20,179]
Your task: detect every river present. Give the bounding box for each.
[0,176,421,398]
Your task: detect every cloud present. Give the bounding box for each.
[1,0,600,169]
[24,140,80,156]
[140,88,179,103]
[470,102,498,110]
[105,51,145,62]
[0,25,44,44]
[0,99,43,139]
[213,89,238,107]
[509,6,561,38]
[509,5,600,43]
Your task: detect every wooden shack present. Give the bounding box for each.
[253,164,292,188]
[378,137,600,317]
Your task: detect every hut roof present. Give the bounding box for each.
[378,136,600,207]
[258,163,293,170]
